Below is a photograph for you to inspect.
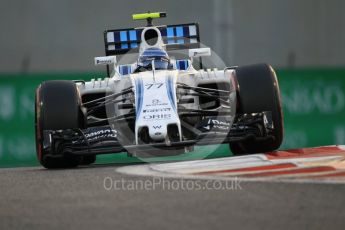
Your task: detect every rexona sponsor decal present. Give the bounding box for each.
[72,127,117,144]
[132,70,181,143]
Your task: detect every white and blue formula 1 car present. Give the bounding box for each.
[35,12,283,168]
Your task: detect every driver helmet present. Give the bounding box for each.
[138,47,172,70]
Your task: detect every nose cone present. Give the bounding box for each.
[133,70,181,145]
[147,122,167,141]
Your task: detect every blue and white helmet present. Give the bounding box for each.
[138,47,172,70]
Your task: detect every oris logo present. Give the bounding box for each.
[143,114,171,120]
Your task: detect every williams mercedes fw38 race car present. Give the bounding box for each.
[35,12,283,168]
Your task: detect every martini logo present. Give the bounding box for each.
[94,56,116,65]
[96,59,112,65]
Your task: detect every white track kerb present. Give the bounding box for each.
[117,145,345,184]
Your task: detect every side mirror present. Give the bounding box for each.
[94,56,117,66]
[188,48,211,58]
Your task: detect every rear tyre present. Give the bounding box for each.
[230,64,283,154]
[35,80,84,169]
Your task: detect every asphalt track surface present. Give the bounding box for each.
[1,163,345,230]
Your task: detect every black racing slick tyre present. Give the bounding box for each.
[35,80,84,169]
[230,64,284,155]
[80,155,97,165]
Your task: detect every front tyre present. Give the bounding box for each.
[230,64,284,154]
[80,155,97,165]
[35,80,84,169]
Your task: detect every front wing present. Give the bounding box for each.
[41,112,275,158]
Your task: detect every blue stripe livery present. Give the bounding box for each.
[135,78,144,119]
[166,76,177,112]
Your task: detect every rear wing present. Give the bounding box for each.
[104,23,200,56]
